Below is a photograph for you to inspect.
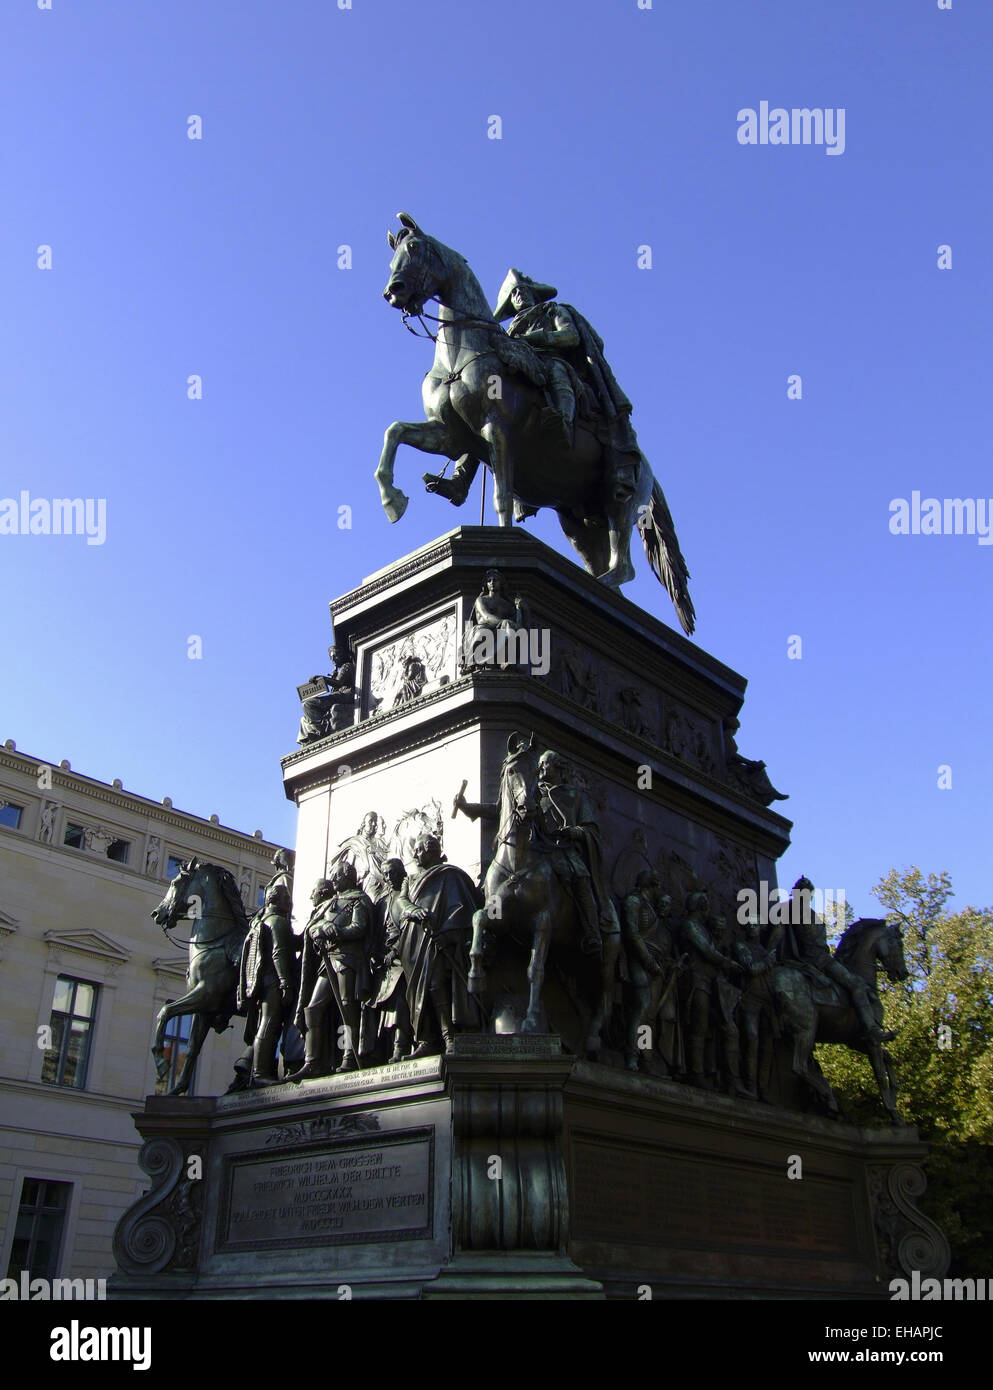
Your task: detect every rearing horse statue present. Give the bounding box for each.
[150,859,249,1096]
[377,213,695,634]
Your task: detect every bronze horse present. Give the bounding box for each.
[150,859,249,1095]
[378,213,695,634]
[772,917,909,1124]
[462,743,620,1056]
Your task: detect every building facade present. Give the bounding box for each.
[0,739,286,1285]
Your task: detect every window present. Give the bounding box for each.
[257,884,266,908]
[106,838,129,864]
[156,1014,195,1096]
[0,802,24,829]
[6,1179,71,1280]
[63,823,85,849]
[166,855,187,879]
[41,976,97,1089]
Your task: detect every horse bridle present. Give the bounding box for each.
[159,873,237,949]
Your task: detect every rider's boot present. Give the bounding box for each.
[430,987,457,1052]
[540,385,575,453]
[851,986,895,1043]
[572,877,602,955]
[423,454,475,506]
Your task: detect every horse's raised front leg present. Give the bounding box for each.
[481,417,513,528]
[152,983,211,1081]
[376,419,461,523]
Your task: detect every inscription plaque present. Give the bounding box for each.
[217,1128,433,1252]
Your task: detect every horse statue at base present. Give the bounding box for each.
[455,734,621,1056]
[772,917,909,1124]
[378,212,695,634]
[150,859,250,1095]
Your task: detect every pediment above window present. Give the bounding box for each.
[43,928,131,966]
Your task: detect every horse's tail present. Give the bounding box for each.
[639,478,696,636]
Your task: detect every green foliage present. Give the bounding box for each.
[817,868,993,1274]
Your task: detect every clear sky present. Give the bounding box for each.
[2,0,989,917]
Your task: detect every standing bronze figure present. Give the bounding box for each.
[293,865,374,1078]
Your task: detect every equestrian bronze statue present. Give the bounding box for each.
[378,213,696,634]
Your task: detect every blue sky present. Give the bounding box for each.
[2,0,989,916]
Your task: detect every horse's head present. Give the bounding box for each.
[383,212,449,315]
[836,917,910,984]
[151,857,202,929]
[876,919,910,983]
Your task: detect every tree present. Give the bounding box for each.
[816,868,993,1274]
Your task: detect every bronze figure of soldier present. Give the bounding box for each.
[236,880,298,1086]
[621,870,684,1076]
[730,916,778,1100]
[293,864,374,1079]
[769,877,895,1045]
[361,857,416,1065]
[678,891,746,1089]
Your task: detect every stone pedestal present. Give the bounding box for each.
[111,525,950,1298]
[282,525,792,1066]
[111,1044,947,1299]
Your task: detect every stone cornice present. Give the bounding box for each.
[0,829,270,890]
[0,1077,148,1120]
[0,747,285,858]
[282,673,791,858]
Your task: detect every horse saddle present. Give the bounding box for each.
[791,959,841,1008]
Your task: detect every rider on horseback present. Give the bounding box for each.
[425,269,639,514]
[534,750,619,956]
[770,877,895,1045]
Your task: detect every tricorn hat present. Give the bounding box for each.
[493,268,558,322]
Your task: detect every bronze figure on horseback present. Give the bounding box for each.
[378,213,695,634]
